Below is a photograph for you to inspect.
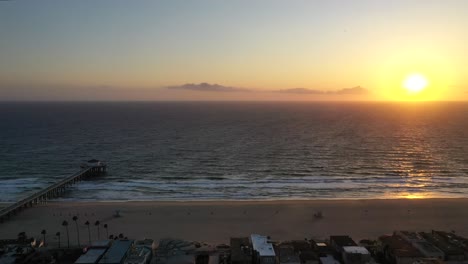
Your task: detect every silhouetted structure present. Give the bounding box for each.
[0,160,106,223]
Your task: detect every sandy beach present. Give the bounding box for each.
[1,199,467,245]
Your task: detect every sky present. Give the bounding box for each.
[0,0,467,101]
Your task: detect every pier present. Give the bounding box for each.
[0,160,106,223]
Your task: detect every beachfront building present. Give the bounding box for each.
[341,246,372,264]
[318,255,340,264]
[75,248,108,264]
[396,231,444,260]
[277,245,301,264]
[379,235,423,264]
[282,240,318,264]
[75,240,113,264]
[310,241,333,258]
[419,231,466,262]
[413,259,446,264]
[231,237,252,264]
[329,236,357,254]
[98,240,134,264]
[329,236,358,262]
[251,234,276,264]
[123,245,152,264]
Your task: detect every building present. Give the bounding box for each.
[396,231,444,260]
[231,237,252,264]
[329,236,357,254]
[412,258,446,264]
[98,240,134,264]
[123,245,152,264]
[251,234,276,264]
[75,249,108,264]
[329,236,358,262]
[75,240,113,264]
[283,240,318,264]
[277,245,301,264]
[341,246,372,264]
[379,235,423,264]
[319,255,340,264]
[420,231,466,262]
[311,241,333,257]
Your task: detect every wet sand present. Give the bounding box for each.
[1,199,467,244]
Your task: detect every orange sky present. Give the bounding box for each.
[0,1,467,101]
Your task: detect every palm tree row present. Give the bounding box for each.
[58,216,109,248]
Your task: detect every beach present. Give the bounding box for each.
[1,198,467,244]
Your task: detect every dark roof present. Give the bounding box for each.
[420,232,465,256]
[280,240,312,252]
[98,240,133,264]
[379,235,423,258]
[230,237,252,264]
[330,236,357,247]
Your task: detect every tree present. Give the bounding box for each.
[72,216,80,247]
[41,229,46,246]
[56,232,61,248]
[85,221,91,244]
[94,221,100,240]
[103,224,109,239]
[62,221,69,248]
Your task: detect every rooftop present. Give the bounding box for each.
[342,246,370,255]
[251,234,275,257]
[98,240,133,264]
[330,236,357,248]
[75,248,107,264]
[91,240,112,249]
[278,245,301,264]
[320,255,340,264]
[230,237,251,263]
[379,235,423,258]
[414,241,444,255]
[420,232,465,255]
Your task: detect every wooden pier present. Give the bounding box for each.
[0,160,106,223]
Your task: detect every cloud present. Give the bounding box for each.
[277,88,324,94]
[167,83,249,92]
[277,86,369,95]
[334,86,369,95]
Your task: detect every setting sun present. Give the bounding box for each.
[403,74,428,94]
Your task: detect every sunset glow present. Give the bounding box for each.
[0,1,467,101]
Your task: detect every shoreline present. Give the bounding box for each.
[51,197,468,203]
[3,196,468,205]
[1,198,468,244]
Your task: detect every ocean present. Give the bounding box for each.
[1,102,467,202]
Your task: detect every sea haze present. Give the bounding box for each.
[0,102,467,202]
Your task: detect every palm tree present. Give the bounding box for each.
[56,232,61,248]
[72,216,80,246]
[41,229,46,246]
[62,221,69,248]
[85,221,91,244]
[103,224,108,239]
[94,221,100,240]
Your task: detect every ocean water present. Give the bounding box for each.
[0,102,468,202]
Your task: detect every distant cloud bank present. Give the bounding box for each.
[278,86,369,95]
[167,83,250,92]
[168,83,369,95]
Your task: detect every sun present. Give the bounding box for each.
[403,74,428,94]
